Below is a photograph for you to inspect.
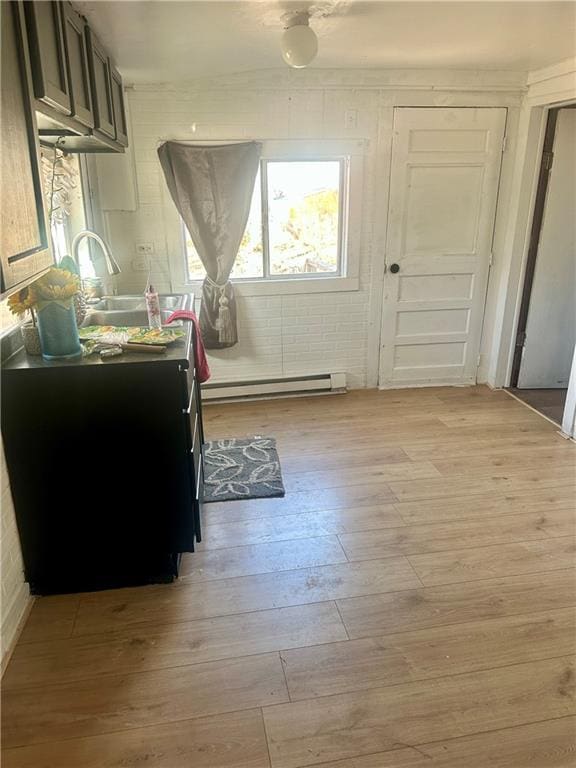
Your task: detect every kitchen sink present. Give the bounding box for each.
[89,295,187,312]
[81,293,192,327]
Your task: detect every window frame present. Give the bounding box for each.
[167,139,364,297]
[1,151,91,339]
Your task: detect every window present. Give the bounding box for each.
[184,158,347,282]
[0,297,18,335]
[41,148,91,275]
[1,149,89,338]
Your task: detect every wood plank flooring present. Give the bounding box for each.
[2,386,575,767]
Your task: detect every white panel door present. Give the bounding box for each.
[518,108,576,389]
[379,107,507,388]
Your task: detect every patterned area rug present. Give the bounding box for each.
[203,437,286,503]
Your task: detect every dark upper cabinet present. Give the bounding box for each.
[110,64,128,146]
[23,1,71,115]
[62,2,94,128]
[86,27,115,140]
[1,1,54,295]
[20,0,127,153]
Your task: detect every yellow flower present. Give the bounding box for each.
[33,268,80,302]
[7,268,80,315]
[7,286,36,315]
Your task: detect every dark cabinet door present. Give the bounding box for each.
[86,27,115,139]
[1,1,53,295]
[110,64,128,146]
[23,1,71,115]
[62,2,94,128]
[2,360,197,593]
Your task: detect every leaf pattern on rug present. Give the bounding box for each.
[203,437,285,503]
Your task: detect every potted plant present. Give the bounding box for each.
[8,268,82,361]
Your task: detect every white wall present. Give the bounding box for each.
[97,68,526,388]
[1,440,30,670]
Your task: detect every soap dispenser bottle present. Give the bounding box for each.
[145,284,162,329]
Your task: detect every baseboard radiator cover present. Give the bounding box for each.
[201,373,347,402]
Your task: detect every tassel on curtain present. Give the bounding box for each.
[158,141,262,348]
[205,275,234,344]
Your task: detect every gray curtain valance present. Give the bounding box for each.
[158,140,262,348]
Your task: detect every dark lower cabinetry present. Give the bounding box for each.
[1,328,203,594]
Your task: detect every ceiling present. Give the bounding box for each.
[76,1,576,84]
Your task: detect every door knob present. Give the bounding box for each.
[389,263,400,274]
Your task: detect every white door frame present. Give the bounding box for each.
[377,106,507,389]
[368,94,522,390]
[486,58,576,436]
[562,346,576,438]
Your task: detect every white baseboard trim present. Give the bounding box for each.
[1,583,33,677]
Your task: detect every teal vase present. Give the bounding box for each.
[37,299,82,361]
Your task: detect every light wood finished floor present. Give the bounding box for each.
[2,386,576,767]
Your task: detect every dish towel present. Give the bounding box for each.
[165,310,211,383]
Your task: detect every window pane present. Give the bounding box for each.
[0,297,20,335]
[184,171,263,280]
[40,149,89,272]
[266,160,341,276]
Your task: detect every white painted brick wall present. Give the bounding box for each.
[103,79,378,388]
[99,69,525,390]
[1,439,29,664]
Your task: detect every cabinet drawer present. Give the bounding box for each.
[187,377,197,417]
[192,421,202,501]
[179,365,197,412]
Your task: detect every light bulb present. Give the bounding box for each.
[280,24,318,68]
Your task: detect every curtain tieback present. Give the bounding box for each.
[204,276,234,344]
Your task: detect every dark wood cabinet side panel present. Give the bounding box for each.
[1,1,53,296]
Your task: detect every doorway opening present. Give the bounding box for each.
[507,104,576,426]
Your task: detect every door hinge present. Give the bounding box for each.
[501,135,508,153]
[542,150,554,171]
[489,252,494,267]
[516,330,527,348]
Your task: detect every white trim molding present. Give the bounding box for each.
[562,344,576,439]
[486,60,576,389]
[1,581,32,676]
[131,68,528,94]
[526,58,576,106]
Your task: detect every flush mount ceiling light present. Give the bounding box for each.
[280,11,318,68]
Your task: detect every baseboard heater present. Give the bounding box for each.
[201,373,347,402]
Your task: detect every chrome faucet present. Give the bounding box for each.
[71,230,121,277]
